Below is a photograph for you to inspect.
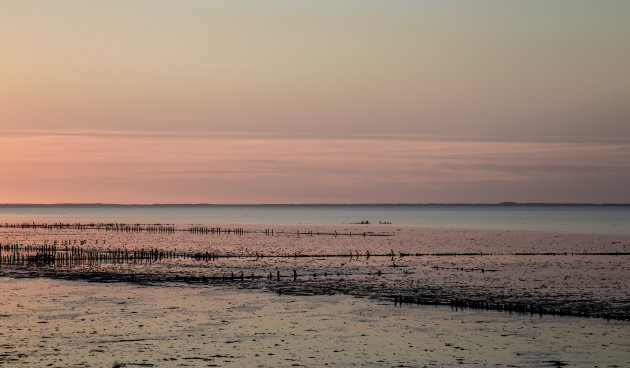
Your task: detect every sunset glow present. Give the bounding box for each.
[2,1,629,203]
[1,130,628,204]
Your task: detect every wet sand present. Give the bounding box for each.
[1,277,628,367]
[2,224,629,320]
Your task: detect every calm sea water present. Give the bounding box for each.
[1,204,629,234]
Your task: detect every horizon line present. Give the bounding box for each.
[1,202,630,207]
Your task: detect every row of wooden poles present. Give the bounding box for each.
[2,243,628,266]
[0,244,179,264]
[0,222,387,237]
[0,245,399,265]
[189,226,244,234]
[394,295,626,320]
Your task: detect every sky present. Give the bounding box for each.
[1,1,629,204]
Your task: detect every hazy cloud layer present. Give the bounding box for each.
[1,132,628,203]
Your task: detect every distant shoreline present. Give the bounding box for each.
[1,203,630,207]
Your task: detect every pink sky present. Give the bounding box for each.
[2,131,628,204]
[2,2,629,203]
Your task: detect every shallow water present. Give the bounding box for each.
[1,277,628,367]
[2,204,630,234]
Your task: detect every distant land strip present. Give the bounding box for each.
[2,202,630,207]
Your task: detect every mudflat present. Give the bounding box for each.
[1,224,629,320]
[1,277,629,367]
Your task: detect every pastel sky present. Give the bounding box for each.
[1,1,629,203]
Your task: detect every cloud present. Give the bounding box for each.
[1,130,628,203]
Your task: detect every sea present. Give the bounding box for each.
[1,204,629,234]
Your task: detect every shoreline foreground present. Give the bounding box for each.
[1,277,629,367]
[1,219,629,366]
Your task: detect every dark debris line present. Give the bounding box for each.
[0,222,391,237]
[1,243,628,265]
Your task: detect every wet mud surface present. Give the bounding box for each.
[1,223,629,320]
[1,277,629,367]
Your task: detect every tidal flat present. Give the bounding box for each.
[1,277,629,367]
[1,224,629,319]
[1,223,629,366]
